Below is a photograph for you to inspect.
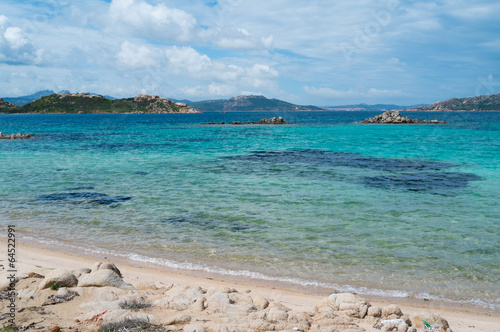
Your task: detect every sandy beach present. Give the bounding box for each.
[1,237,499,332]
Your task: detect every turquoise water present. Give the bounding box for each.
[1,112,499,310]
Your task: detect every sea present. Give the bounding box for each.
[1,111,499,311]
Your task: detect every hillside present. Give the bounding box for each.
[3,93,201,114]
[0,98,18,112]
[189,95,324,112]
[403,93,500,111]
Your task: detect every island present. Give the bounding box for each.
[360,111,447,124]
[0,93,201,114]
[402,93,500,112]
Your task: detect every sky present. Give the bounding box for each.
[0,0,499,106]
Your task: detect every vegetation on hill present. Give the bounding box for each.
[403,93,500,111]
[0,93,201,114]
[189,95,324,112]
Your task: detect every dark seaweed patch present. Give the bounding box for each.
[224,149,481,193]
[160,216,250,232]
[362,172,482,193]
[224,149,454,172]
[66,186,96,190]
[37,192,131,207]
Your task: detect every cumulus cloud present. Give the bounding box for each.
[109,0,197,42]
[0,16,43,65]
[115,40,279,95]
[117,40,162,68]
[181,83,237,98]
[165,46,212,75]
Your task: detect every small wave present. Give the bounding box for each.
[19,235,500,312]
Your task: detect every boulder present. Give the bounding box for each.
[38,269,78,290]
[360,111,446,124]
[78,269,133,289]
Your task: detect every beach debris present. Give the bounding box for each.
[360,110,447,124]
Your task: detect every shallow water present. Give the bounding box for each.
[1,111,499,310]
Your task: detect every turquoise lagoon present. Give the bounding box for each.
[1,111,499,310]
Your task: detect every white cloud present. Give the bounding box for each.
[0,16,42,65]
[165,46,212,75]
[117,41,161,68]
[181,83,237,98]
[109,0,197,42]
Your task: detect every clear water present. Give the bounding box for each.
[1,111,499,310]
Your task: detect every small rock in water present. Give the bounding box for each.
[360,110,446,124]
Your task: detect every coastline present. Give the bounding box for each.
[3,237,500,331]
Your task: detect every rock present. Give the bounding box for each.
[38,269,78,290]
[49,326,61,332]
[252,295,270,310]
[326,293,369,318]
[78,269,133,289]
[267,307,289,322]
[184,324,206,332]
[27,272,44,278]
[169,293,194,311]
[409,314,450,330]
[43,289,79,305]
[206,292,231,313]
[201,117,295,125]
[17,289,41,300]
[383,304,403,318]
[72,268,91,278]
[0,132,32,139]
[368,306,382,317]
[165,313,192,325]
[360,111,446,124]
[98,262,122,278]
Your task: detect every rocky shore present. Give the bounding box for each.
[202,116,295,125]
[2,261,452,332]
[360,111,447,124]
[0,131,32,139]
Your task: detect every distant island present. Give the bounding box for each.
[401,93,500,112]
[2,90,500,114]
[188,95,324,112]
[0,93,201,114]
[324,103,428,112]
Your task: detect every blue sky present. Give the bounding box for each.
[1,0,499,105]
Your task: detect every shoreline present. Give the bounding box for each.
[3,237,500,331]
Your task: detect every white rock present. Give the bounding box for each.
[78,269,133,289]
[184,324,206,332]
[38,269,78,290]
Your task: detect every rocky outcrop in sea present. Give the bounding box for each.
[0,131,32,139]
[361,111,446,124]
[202,116,295,125]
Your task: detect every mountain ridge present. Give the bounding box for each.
[188,95,324,112]
[401,94,500,111]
